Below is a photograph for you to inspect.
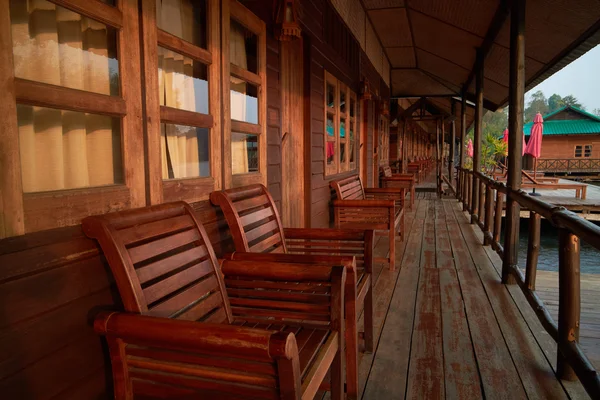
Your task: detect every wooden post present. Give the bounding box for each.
[484,185,494,245]
[525,211,540,289]
[471,48,484,224]
[478,181,485,225]
[440,119,445,196]
[436,119,441,194]
[557,228,580,381]
[450,101,456,189]
[502,0,526,285]
[493,191,503,246]
[402,119,408,173]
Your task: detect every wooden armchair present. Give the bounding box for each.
[83,202,347,400]
[379,165,415,209]
[407,160,424,182]
[210,184,374,400]
[330,175,404,271]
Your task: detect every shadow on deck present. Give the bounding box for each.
[353,195,590,399]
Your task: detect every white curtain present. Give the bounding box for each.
[157,0,201,180]
[11,0,118,192]
[230,21,250,174]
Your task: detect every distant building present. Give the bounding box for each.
[524,106,600,173]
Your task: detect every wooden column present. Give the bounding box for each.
[502,0,526,284]
[401,118,408,173]
[436,120,441,193]
[449,101,456,187]
[459,95,467,200]
[557,228,580,380]
[440,119,445,196]
[471,48,484,224]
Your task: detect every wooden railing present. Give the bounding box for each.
[456,166,600,399]
[537,158,600,173]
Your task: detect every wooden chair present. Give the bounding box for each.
[330,175,404,271]
[407,160,424,182]
[83,202,348,400]
[210,184,374,400]
[379,165,415,209]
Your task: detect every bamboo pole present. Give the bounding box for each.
[471,48,484,224]
[450,100,456,188]
[525,211,540,290]
[557,228,581,381]
[502,0,526,285]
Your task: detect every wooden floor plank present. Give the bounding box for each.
[445,201,528,399]
[448,200,569,400]
[355,199,420,398]
[361,199,428,399]
[405,200,445,399]
[435,201,483,399]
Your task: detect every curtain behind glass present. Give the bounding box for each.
[10,0,119,192]
[157,0,203,179]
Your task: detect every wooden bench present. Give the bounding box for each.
[210,184,374,400]
[407,161,424,182]
[330,175,405,271]
[520,183,588,199]
[380,165,415,209]
[83,202,349,400]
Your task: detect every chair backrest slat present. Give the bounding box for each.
[82,202,232,324]
[381,165,393,178]
[210,185,287,253]
[331,175,366,201]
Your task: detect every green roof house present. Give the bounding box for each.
[524,106,600,160]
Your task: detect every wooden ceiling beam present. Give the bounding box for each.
[462,0,510,94]
[463,92,499,112]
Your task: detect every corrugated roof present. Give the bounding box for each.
[524,106,600,136]
[524,120,600,136]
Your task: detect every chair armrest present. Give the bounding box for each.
[388,174,415,181]
[364,187,403,195]
[94,311,293,362]
[333,199,395,208]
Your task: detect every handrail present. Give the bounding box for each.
[456,167,600,398]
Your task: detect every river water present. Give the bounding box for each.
[501,218,600,274]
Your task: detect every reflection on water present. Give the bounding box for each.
[501,217,600,274]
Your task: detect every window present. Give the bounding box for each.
[223,0,266,188]
[576,145,593,158]
[2,0,144,235]
[324,71,358,175]
[142,0,220,204]
[585,145,592,158]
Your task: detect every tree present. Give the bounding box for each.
[560,95,584,109]
[593,108,600,117]
[548,94,562,112]
[524,90,548,122]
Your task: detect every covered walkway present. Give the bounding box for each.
[352,192,589,398]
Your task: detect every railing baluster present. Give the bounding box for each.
[483,184,494,245]
[525,211,540,290]
[493,191,504,255]
[478,181,485,225]
[557,228,581,381]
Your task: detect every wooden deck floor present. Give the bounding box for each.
[352,195,591,399]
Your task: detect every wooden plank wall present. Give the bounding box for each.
[0,201,234,399]
[301,0,390,228]
[535,135,600,159]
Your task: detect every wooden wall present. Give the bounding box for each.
[0,201,234,399]
[299,0,390,228]
[536,135,600,159]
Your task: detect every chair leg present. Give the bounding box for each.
[389,228,396,271]
[330,347,344,400]
[364,285,374,353]
[345,288,358,400]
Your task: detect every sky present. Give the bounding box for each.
[525,45,600,112]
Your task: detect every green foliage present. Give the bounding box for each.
[561,95,584,110]
[524,90,549,122]
[548,94,562,112]
[462,129,507,173]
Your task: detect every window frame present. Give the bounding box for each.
[0,0,144,236]
[378,113,390,166]
[575,145,583,158]
[142,0,221,204]
[324,71,358,176]
[585,144,592,158]
[222,0,267,189]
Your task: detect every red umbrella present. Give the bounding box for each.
[502,128,526,156]
[524,112,544,194]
